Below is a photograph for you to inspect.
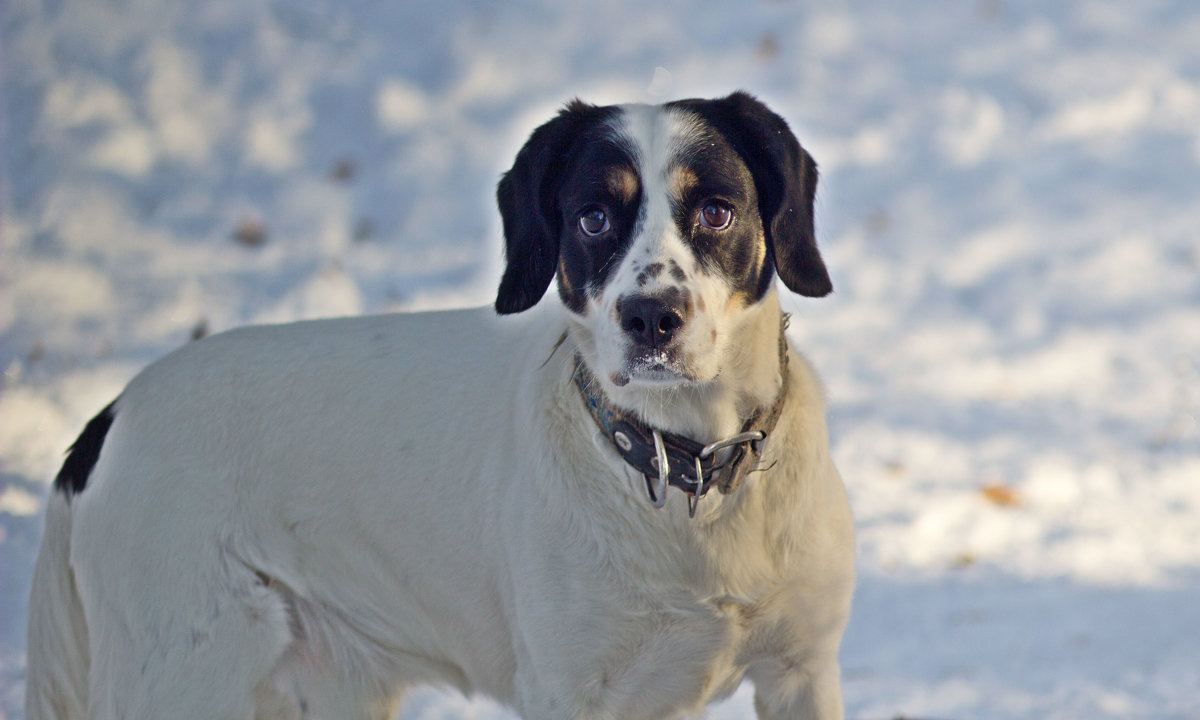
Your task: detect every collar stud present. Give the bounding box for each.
[613,430,633,452]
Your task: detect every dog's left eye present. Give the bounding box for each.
[579,209,611,237]
[699,202,733,230]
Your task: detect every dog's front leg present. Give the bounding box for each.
[748,655,844,720]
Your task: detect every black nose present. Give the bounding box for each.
[618,296,684,348]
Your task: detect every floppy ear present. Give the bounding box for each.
[495,100,603,314]
[704,91,832,297]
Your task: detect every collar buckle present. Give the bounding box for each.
[572,321,791,516]
[643,429,764,518]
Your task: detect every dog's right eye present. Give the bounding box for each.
[699,202,733,231]
[579,209,611,237]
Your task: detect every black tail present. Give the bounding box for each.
[54,400,117,496]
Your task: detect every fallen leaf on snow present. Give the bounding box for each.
[981,483,1021,507]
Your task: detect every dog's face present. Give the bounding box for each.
[495,92,830,392]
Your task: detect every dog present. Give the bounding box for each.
[26,91,855,720]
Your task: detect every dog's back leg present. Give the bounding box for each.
[57,511,297,720]
[73,547,296,720]
[80,561,295,720]
[72,542,403,720]
[750,655,844,720]
[257,653,409,720]
[26,493,90,720]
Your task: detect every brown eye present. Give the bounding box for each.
[579,209,610,236]
[699,202,732,230]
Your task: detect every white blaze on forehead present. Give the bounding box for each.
[578,103,761,394]
[601,104,708,272]
[591,105,731,325]
[607,104,708,178]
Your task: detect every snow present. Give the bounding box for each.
[3,0,1199,718]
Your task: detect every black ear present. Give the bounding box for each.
[683,91,831,297]
[495,100,606,314]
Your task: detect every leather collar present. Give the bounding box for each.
[572,324,791,515]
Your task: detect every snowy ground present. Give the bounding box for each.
[3,0,1199,717]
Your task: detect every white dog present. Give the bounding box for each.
[26,91,855,720]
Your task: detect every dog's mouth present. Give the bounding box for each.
[609,350,696,387]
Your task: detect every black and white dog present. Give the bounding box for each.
[27,92,855,720]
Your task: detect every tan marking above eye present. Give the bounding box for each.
[606,168,639,202]
[668,166,699,198]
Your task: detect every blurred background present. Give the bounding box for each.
[2,1,1199,717]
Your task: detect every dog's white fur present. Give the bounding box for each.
[27,98,854,720]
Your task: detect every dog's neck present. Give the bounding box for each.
[578,293,789,446]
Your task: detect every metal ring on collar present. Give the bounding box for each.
[687,455,705,518]
[699,430,766,460]
[644,429,669,509]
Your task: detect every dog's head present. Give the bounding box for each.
[495,92,829,393]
